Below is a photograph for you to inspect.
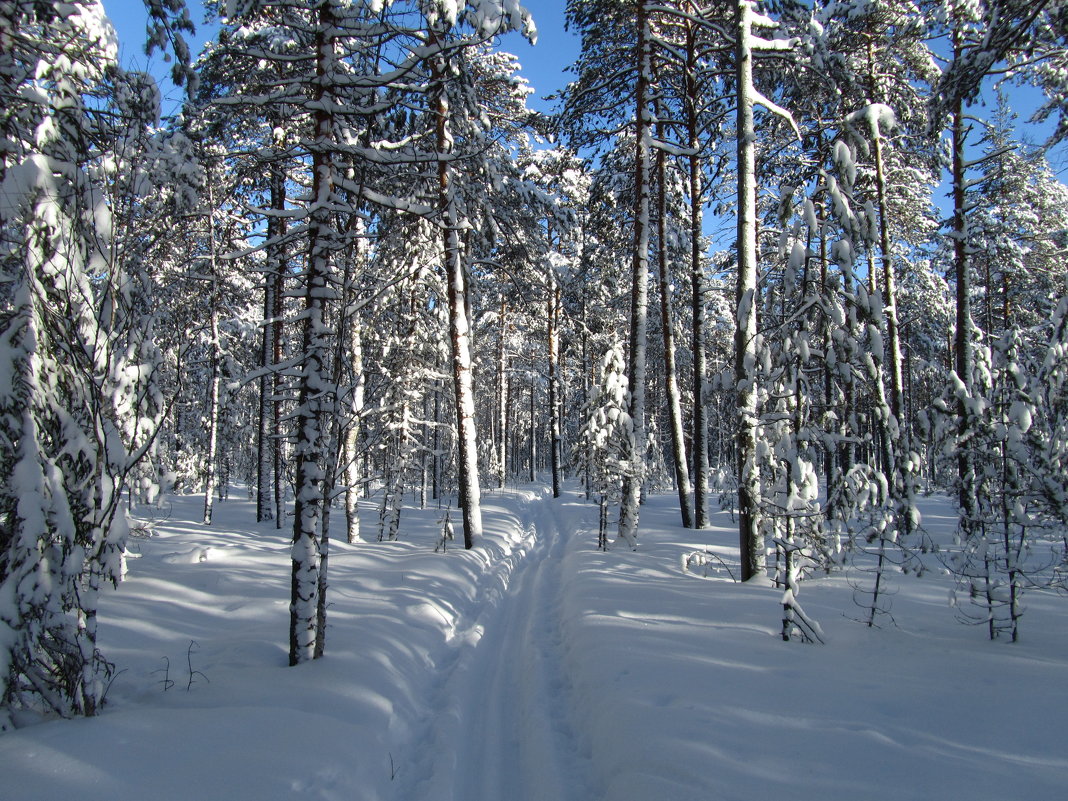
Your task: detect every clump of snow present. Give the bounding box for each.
[160,547,217,565]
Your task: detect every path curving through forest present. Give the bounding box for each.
[396,490,594,801]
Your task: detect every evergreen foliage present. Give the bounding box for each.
[3,0,1068,727]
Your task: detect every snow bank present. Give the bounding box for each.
[2,486,1067,801]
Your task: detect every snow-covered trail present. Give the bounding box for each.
[6,486,1068,801]
[398,490,594,801]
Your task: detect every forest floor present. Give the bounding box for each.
[3,482,1068,800]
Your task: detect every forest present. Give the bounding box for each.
[2,0,1068,740]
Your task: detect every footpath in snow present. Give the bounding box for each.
[2,484,1068,800]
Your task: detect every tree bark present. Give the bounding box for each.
[951,90,978,533]
[686,11,709,527]
[290,3,335,664]
[202,301,221,525]
[871,102,911,535]
[257,155,286,523]
[618,1,653,549]
[548,276,563,498]
[496,298,509,489]
[655,135,694,528]
[343,318,365,543]
[202,183,221,526]
[433,30,482,549]
[735,0,764,581]
[529,369,537,482]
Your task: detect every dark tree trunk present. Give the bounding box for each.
[291,4,335,665]
[548,278,563,498]
[654,134,694,528]
[618,1,653,548]
[432,30,482,548]
[257,156,286,523]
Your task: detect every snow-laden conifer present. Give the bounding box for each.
[1,0,171,724]
[576,343,638,550]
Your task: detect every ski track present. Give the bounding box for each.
[396,490,593,801]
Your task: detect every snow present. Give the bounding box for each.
[3,485,1068,800]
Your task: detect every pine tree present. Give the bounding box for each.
[932,92,1068,640]
[732,0,803,580]
[577,343,637,550]
[0,0,172,724]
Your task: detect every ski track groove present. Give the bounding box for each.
[394,490,593,801]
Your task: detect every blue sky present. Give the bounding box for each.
[99,0,1064,192]
[100,0,578,115]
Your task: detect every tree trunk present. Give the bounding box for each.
[687,29,709,528]
[816,196,843,524]
[548,276,563,498]
[871,104,912,536]
[202,186,221,526]
[951,92,978,534]
[655,132,694,528]
[290,4,335,665]
[496,299,509,488]
[735,0,764,581]
[257,157,286,523]
[580,278,592,499]
[420,391,430,509]
[618,1,653,549]
[381,393,412,542]
[202,303,221,525]
[529,369,537,482]
[343,319,365,543]
[433,31,482,549]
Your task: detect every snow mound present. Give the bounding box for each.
[160,546,216,564]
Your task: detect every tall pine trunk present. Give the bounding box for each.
[343,318,365,543]
[655,136,694,528]
[548,275,563,498]
[257,156,286,523]
[496,299,509,489]
[735,0,764,581]
[618,1,653,549]
[529,370,537,482]
[272,259,286,528]
[686,18,709,528]
[816,196,844,525]
[290,4,335,664]
[433,31,482,549]
[950,59,978,535]
[202,184,221,526]
[202,302,221,524]
[870,104,913,538]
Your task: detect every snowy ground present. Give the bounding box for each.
[3,483,1068,800]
